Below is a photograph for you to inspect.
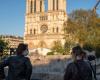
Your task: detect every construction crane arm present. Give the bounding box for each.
[93,0,100,14]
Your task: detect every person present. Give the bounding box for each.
[0,43,32,80]
[0,46,5,80]
[64,45,92,80]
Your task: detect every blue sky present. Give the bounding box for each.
[0,0,99,37]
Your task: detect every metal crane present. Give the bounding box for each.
[93,0,100,14]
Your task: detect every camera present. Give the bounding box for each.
[87,55,96,61]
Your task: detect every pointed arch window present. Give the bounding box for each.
[34,0,36,13]
[53,0,55,10]
[53,27,55,33]
[34,29,36,35]
[56,27,59,33]
[30,0,33,13]
[30,29,32,34]
[56,0,59,10]
[40,1,42,12]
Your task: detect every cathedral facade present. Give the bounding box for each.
[24,0,67,52]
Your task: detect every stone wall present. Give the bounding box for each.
[29,55,100,80]
[29,55,71,80]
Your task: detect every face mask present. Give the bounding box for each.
[22,49,29,56]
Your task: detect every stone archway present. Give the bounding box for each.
[38,41,47,48]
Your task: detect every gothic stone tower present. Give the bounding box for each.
[24,0,67,53]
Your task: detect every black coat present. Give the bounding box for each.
[0,57,6,79]
[0,66,5,79]
[64,60,92,80]
[0,55,32,80]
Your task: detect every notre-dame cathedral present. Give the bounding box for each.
[24,0,68,53]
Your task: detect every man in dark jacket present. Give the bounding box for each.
[0,43,32,80]
[0,46,5,80]
[64,45,92,80]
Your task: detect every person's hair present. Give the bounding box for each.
[16,43,28,55]
[72,45,83,56]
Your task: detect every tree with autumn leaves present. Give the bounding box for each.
[64,9,100,57]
